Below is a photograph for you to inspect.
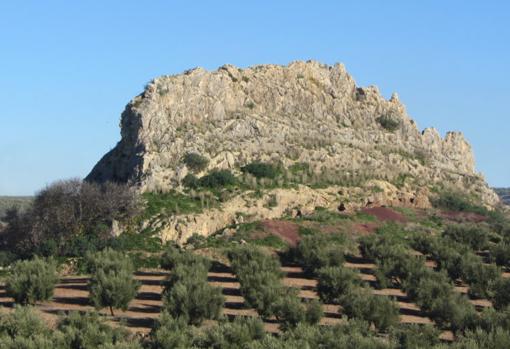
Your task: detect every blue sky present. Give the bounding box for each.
[0,1,509,195]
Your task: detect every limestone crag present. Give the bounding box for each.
[87,61,498,206]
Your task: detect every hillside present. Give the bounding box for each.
[2,204,510,347]
[86,61,498,243]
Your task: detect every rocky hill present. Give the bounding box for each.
[88,61,496,203]
[87,61,498,241]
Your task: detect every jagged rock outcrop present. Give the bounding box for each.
[87,61,498,207]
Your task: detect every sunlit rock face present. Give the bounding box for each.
[87,61,498,206]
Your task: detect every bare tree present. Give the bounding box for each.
[0,179,141,257]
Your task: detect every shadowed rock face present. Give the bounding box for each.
[86,60,498,206]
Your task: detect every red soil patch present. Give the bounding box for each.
[260,220,300,246]
[362,207,407,223]
[439,211,487,223]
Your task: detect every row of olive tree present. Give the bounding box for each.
[4,303,509,349]
[295,233,400,332]
[410,230,510,308]
[228,245,323,330]
[160,245,224,325]
[5,249,140,317]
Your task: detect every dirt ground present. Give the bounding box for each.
[260,220,301,246]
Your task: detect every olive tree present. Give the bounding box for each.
[161,251,223,325]
[228,246,284,318]
[87,249,140,316]
[5,257,58,305]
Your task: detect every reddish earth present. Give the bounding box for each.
[362,207,407,223]
[260,220,300,246]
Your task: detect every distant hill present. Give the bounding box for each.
[494,188,510,205]
[0,196,33,221]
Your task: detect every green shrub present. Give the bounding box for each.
[443,224,490,251]
[0,251,17,267]
[377,115,400,131]
[0,306,50,339]
[142,191,206,218]
[5,257,58,305]
[272,290,322,331]
[432,293,478,333]
[202,317,266,348]
[198,170,237,188]
[185,233,207,248]
[296,234,346,274]
[358,233,421,289]
[289,162,310,175]
[373,247,418,289]
[182,152,209,172]
[162,268,224,325]
[241,162,280,179]
[409,233,436,255]
[161,251,222,325]
[453,327,510,349]
[430,241,467,280]
[301,207,350,223]
[236,270,283,318]
[411,273,451,311]
[359,233,406,261]
[228,246,284,317]
[0,307,141,349]
[57,311,140,349]
[403,267,479,332]
[0,307,57,348]
[160,245,210,271]
[460,253,500,299]
[228,246,282,277]
[0,335,56,349]
[476,306,510,332]
[432,191,488,215]
[340,288,399,332]
[489,242,510,267]
[493,278,510,310]
[391,324,441,349]
[87,249,140,316]
[273,291,306,331]
[316,266,361,303]
[305,299,324,326]
[258,319,400,348]
[148,312,194,348]
[182,173,199,188]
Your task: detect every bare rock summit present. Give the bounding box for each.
[87,61,498,207]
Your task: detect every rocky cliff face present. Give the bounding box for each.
[87,61,498,207]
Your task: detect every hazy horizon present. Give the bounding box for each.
[1,1,509,195]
